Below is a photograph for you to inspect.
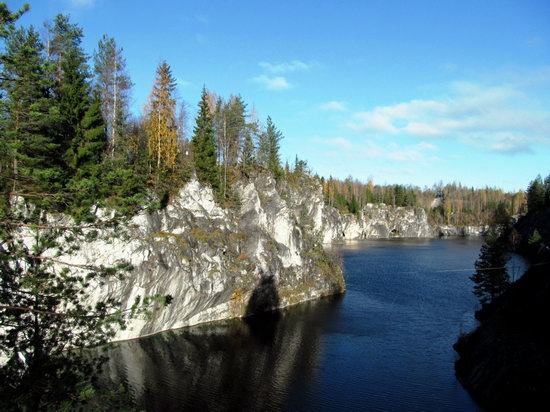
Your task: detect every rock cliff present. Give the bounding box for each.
[65,174,344,341]
[50,174,483,341]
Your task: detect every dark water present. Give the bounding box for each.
[102,238,526,411]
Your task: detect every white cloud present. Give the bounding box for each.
[66,0,95,7]
[324,137,353,148]
[259,60,314,74]
[417,142,438,151]
[318,137,438,164]
[252,75,292,91]
[346,82,550,154]
[320,101,348,112]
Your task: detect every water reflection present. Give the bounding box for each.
[102,295,343,411]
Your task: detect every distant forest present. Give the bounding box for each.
[321,177,526,226]
[0,6,536,227]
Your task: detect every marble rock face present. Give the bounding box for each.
[49,174,481,341]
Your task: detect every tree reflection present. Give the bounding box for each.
[100,296,342,411]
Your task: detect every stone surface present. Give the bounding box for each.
[69,175,344,341]
[45,174,485,342]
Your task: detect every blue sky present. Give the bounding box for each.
[8,0,550,190]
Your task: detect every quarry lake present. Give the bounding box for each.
[102,238,528,411]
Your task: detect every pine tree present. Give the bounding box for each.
[93,35,132,156]
[145,61,178,174]
[470,230,510,305]
[192,87,219,191]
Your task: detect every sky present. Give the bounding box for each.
[7,0,550,191]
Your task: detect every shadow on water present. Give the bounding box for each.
[98,293,343,412]
[244,274,281,344]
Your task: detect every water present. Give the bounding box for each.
[102,238,524,411]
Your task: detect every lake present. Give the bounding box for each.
[102,238,526,411]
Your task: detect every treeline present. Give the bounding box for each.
[526,174,550,213]
[321,177,526,226]
[0,9,285,221]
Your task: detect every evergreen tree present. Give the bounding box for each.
[544,174,550,207]
[66,92,107,221]
[240,128,256,177]
[225,95,246,167]
[48,15,90,173]
[0,6,169,409]
[0,26,62,205]
[256,130,270,169]
[145,61,178,174]
[0,3,29,39]
[470,230,510,305]
[265,116,283,179]
[527,175,545,213]
[93,34,132,156]
[192,87,219,191]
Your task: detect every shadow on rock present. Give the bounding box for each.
[245,274,280,316]
[245,274,281,343]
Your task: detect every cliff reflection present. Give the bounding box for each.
[101,295,343,411]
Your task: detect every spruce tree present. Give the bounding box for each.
[0,3,29,39]
[240,129,256,177]
[470,230,510,305]
[225,95,246,166]
[0,26,62,205]
[48,15,91,175]
[192,87,219,191]
[527,175,545,213]
[265,116,283,180]
[66,92,107,221]
[544,174,550,207]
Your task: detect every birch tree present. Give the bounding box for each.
[93,35,132,156]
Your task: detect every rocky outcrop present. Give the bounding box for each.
[61,174,344,341]
[43,174,484,342]
[317,203,434,241]
[281,176,481,242]
[436,225,488,238]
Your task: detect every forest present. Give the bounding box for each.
[0,7,288,223]
[0,4,530,228]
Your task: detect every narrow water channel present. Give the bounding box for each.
[102,238,523,411]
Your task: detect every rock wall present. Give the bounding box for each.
[63,175,344,341]
[50,174,484,341]
[283,176,484,243]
